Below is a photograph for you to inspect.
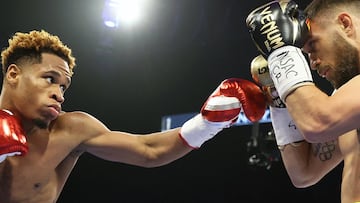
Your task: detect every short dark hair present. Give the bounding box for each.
[1,30,76,75]
[305,0,360,20]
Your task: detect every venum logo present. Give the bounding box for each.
[259,6,285,52]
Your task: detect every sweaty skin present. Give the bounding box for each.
[282,8,360,203]
[0,53,192,203]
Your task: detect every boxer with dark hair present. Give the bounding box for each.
[247,1,360,202]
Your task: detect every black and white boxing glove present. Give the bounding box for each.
[246,0,313,101]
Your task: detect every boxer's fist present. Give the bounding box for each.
[0,110,28,163]
[246,1,313,101]
[180,78,267,148]
[246,0,309,57]
[250,55,285,108]
[201,78,266,123]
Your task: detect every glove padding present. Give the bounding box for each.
[250,54,285,108]
[246,0,309,57]
[246,0,313,101]
[201,78,267,123]
[0,110,28,163]
[180,78,267,148]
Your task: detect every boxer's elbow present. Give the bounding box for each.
[302,128,338,143]
[287,171,321,188]
[141,159,169,168]
[298,116,336,143]
[289,176,319,188]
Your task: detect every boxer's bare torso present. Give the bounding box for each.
[339,129,360,203]
[0,113,85,203]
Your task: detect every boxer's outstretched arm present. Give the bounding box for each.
[58,111,191,167]
[71,78,266,167]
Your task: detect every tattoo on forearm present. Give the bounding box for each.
[313,141,336,161]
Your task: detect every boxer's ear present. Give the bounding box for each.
[337,13,354,37]
[5,64,21,86]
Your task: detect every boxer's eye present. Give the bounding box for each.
[45,76,67,93]
[45,76,55,84]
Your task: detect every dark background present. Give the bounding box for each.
[0,0,341,202]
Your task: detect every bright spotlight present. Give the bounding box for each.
[102,0,146,28]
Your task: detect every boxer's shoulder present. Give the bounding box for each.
[53,111,97,127]
[50,111,109,140]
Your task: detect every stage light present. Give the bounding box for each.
[102,0,146,28]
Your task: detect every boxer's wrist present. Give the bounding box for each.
[277,140,306,151]
[270,106,304,147]
[0,152,21,163]
[179,114,231,149]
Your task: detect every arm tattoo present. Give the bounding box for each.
[313,141,336,161]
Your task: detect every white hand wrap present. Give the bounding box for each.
[270,106,304,146]
[268,46,313,101]
[0,152,21,163]
[180,114,231,148]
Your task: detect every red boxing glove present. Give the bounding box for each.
[0,110,28,163]
[180,78,266,148]
[201,78,266,123]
